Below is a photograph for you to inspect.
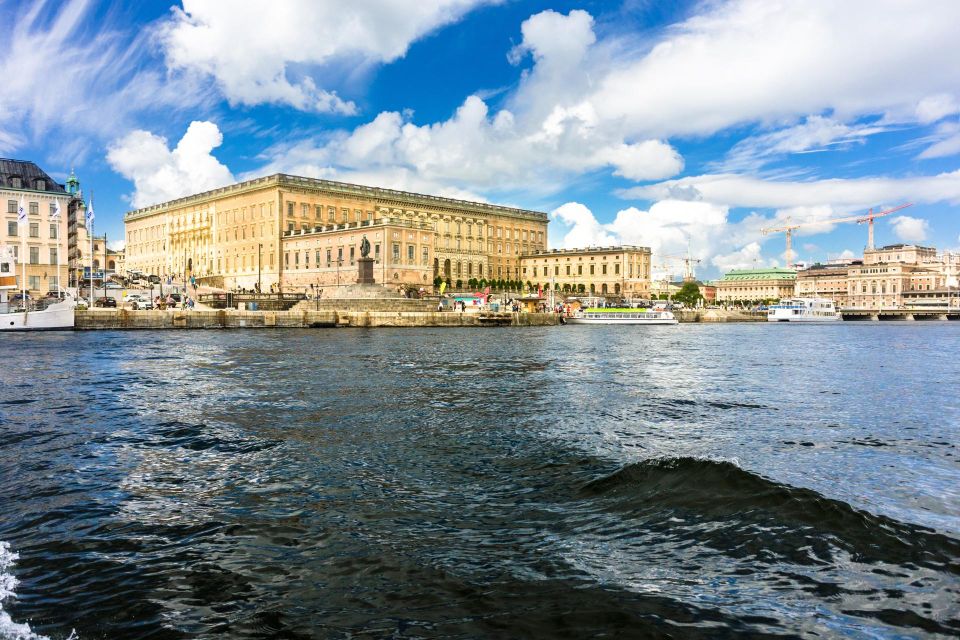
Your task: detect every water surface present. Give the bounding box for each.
[1,324,958,638]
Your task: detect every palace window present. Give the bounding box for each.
[326,249,332,266]
[578,265,582,275]
[28,275,39,289]
[7,200,16,213]
[295,252,300,268]
[29,222,39,238]
[287,202,294,217]
[422,247,429,265]
[7,221,15,236]
[602,264,607,275]
[29,246,39,264]
[590,265,595,275]
[29,202,38,215]
[554,266,559,276]
[49,203,57,215]
[375,243,380,260]
[302,203,309,218]
[392,243,400,261]
[50,248,57,264]
[328,207,336,222]
[615,263,620,275]
[566,266,570,275]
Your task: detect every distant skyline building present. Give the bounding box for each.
[715,268,797,304]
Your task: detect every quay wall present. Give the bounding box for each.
[75,309,559,330]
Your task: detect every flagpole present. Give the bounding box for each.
[18,196,26,308]
[88,194,94,308]
[54,199,63,298]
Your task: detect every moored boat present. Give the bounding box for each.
[567,307,678,325]
[767,297,841,322]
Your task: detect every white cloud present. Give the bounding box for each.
[585,0,960,139]
[626,170,960,210]
[889,215,929,243]
[0,0,213,161]
[161,0,491,113]
[712,243,768,272]
[251,10,683,194]
[721,116,887,171]
[918,121,960,160]
[552,203,617,248]
[837,249,856,259]
[108,240,126,251]
[107,121,234,208]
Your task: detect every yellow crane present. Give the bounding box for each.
[761,203,913,268]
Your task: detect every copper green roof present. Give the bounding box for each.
[719,268,797,282]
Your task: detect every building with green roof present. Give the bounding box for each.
[716,268,796,303]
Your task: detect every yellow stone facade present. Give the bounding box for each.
[2,187,70,295]
[124,174,548,292]
[519,246,652,298]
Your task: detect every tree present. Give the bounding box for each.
[673,282,703,307]
[578,284,585,293]
[445,277,452,287]
[478,278,487,289]
[456,279,463,289]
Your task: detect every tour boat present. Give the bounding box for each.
[767,297,841,322]
[566,307,678,325]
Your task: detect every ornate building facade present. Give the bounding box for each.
[124,174,548,292]
[518,246,652,298]
[0,159,71,294]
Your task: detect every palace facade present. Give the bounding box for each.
[518,246,652,298]
[124,174,548,292]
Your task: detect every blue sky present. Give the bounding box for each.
[3,0,960,279]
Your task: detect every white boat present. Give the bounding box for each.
[767,297,841,322]
[0,295,77,331]
[567,307,678,325]
[0,250,76,330]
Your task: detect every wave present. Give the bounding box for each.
[580,456,960,572]
[1,542,75,640]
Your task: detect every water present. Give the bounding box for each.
[0,324,958,639]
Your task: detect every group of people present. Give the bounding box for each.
[151,295,195,310]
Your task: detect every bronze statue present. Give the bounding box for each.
[360,235,371,258]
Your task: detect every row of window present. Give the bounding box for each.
[4,178,48,191]
[523,263,632,277]
[6,200,60,215]
[3,245,58,264]
[7,221,59,238]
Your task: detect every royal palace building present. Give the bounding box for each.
[124,174,548,292]
[518,246,652,298]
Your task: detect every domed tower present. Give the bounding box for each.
[65,167,80,196]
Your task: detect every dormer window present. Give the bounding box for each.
[35,179,45,190]
[10,177,21,189]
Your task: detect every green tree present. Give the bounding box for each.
[433,275,443,287]
[577,284,585,293]
[456,279,463,289]
[673,282,703,307]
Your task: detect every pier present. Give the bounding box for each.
[840,308,960,321]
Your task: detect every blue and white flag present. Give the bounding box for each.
[86,198,94,225]
[51,199,61,219]
[17,196,26,225]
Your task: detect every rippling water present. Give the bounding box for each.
[1,324,958,639]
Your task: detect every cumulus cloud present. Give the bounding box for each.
[251,10,683,194]
[585,0,960,139]
[889,215,929,243]
[161,0,490,113]
[107,121,234,208]
[712,243,768,272]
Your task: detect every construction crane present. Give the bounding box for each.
[761,203,913,267]
[658,248,703,282]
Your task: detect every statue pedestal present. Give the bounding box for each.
[357,258,375,284]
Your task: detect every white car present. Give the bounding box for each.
[123,293,144,303]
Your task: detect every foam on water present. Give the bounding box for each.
[0,542,73,640]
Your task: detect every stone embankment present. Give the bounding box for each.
[675,309,767,322]
[75,308,559,329]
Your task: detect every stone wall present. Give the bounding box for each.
[75,308,559,330]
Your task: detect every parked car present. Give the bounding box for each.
[105,282,123,289]
[94,297,117,308]
[9,293,31,304]
[148,274,161,284]
[169,293,182,303]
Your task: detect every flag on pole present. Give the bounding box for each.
[17,196,26,225]
[86,197,94,225]
[51,200,61,219]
